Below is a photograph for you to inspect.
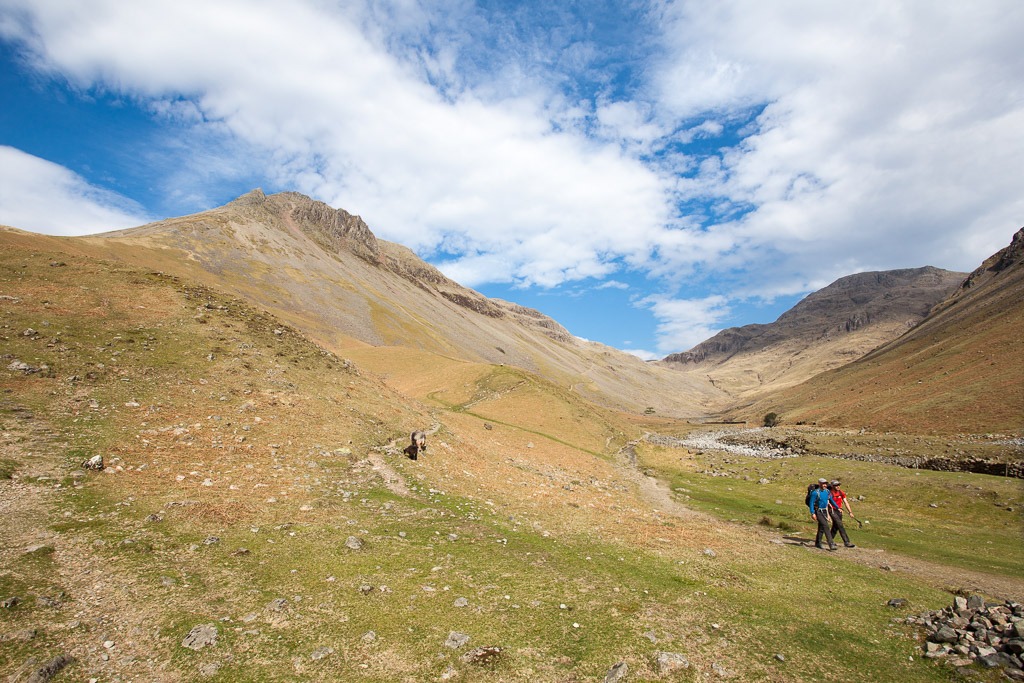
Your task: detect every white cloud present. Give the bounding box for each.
[2,0,1022,354]
[0,146,149,235]
[652,0,1024,284]
[0,0,673,288]
[639,294,732,354]
[623,348,659,361]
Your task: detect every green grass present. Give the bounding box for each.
[46,463,992,682]
[639,445,1024,579]
[0,458,17,480]
[2,241,1016,682]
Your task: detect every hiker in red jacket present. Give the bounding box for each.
[828,480,856,548]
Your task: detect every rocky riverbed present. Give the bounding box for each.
[648,428,1024,478]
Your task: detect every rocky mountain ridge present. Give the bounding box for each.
[661,266,966,399]
[737,227,1024,433]
[81,190,726,417]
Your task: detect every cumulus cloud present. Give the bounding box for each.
[0,0,672,287]
[0,146,149,234]
[1,0,1021,353]
[639,294,732,354]
[653,0,1024,283]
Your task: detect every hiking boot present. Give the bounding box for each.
[814,544,824,549]
[828,545,837,551]
[845,544,856,548]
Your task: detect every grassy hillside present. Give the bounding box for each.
[733,233,1024,435]
[1,231,1020,682]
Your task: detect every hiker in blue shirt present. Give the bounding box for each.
[808,478,838,550]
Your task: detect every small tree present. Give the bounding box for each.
[763,412,780,428]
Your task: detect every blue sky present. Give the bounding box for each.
[1,1,1022,359]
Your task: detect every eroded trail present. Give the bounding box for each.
[621,435,1024,602]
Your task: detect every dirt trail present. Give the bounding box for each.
[621,436,1024,601]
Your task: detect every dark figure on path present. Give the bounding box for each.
[404,430,427,460]
[808,478,837,551]
[828,480,856,548]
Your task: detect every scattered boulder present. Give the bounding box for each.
[904,596,1024,675]
[25,654,73,683]
[81,455,104,471]
[182,624,218,650]
[445,631,471,649]
[7,360,38,373]
[309,647,334,661]
[887,598,908,608]
[344,536,364,550]
[604,661,628,682]
[655,652,689,673]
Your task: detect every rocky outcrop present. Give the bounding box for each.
[963,227,1024,288]
[279,193,380,263]
[665,267,966,367]
[493,300,575,343]
[902,595,1024,676]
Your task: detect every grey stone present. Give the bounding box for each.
[979,652,1015,669]
[887,598,908,608]
[711,661,733,678]
[703,548,717,558]
[604,661,628,682]
[25,654,73,683]
[930,626,959,644]
[445,631,470,649]
[182,624,218,650]
[344,536,364,550]
[82,455,104,470]
[361,631,376,643]
[309,647,334,661]
[967,595,985,610]
[453,597,469,608]
[655,652,689,673]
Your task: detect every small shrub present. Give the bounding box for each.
[763,412,780,428]
[0,458,17,480]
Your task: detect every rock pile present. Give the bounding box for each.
[902,595,1024,678]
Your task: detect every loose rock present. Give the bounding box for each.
[655,652,689,673]
[604,661,628,682]
[25,654,73,683]
[445,631,471,649]
[182,624,218,651]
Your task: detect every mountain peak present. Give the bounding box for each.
[265,191,380,263]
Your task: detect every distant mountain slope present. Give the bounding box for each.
[736,228,1024,434]
[47,190,727,417]
[660,267,966,399]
